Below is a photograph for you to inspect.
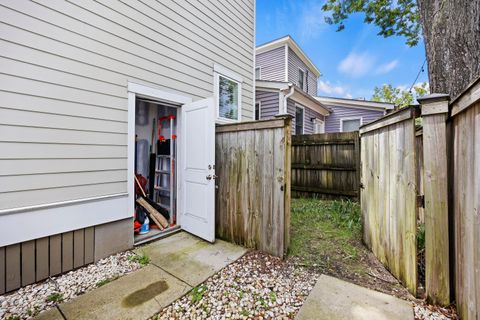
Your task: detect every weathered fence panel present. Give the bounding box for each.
[449,80,480,319]
[215,117,291,258]
[291,132,360,199]
[360,106,418,295]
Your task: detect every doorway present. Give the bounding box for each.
[128,83,216,245]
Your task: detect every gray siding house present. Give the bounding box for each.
[255,36,330,134]
[315,97,393,132]
[0,0,254,294]
[255,36,393,134]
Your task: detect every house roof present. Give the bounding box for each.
[256,80,330,116]
[256,35,321,78]
[315,96,394,111]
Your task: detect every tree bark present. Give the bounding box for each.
[417,0,480,99]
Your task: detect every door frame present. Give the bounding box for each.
[127,82,192,228]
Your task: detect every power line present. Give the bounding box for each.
[409,58,427,93]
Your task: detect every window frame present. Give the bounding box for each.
[298,68,305,90]
[340,117,363,132]
[313,118,325,134]
[214,64,243,123]
[295,104,305,135]
[255,101,262,120]
[255,66,262,80]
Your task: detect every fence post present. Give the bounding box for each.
[418,94,450,306]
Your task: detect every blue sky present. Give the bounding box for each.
[256,0,429,99]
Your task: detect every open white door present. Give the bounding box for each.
[179,97,215,242]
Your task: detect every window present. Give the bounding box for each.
[314,119,325,134]
[255,102,261,120]
[298,68,305,90]
[255,67,261,80]
[295,106,304,135]
[341,118,362,132]
[214,64,242,122]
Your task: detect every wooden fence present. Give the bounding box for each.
[291,132,360,199]
[447,80,480,319]
[359,106,419,295]
[215,117,292,258]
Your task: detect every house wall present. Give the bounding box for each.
[287,48,318,96]
[255,46,286,81]
[324,105,384,132]
[287,98,325,134]
[256,90,280,119]
[0,0,254,290]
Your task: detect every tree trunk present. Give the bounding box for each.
[417,0,480,99]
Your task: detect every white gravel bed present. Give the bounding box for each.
[156,251,318,320]
[414,303,458,320]
[0,251,142,320]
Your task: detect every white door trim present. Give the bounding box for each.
[127,82,192,225]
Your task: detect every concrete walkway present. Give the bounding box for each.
[295,275,414,320]
[35,232,247,320]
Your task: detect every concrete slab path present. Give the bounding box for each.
[34,232,247,320]
[295,275,414,320]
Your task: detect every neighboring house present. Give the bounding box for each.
[315,97,394,132]
[255,36,330,134]
[255,36,393,133]
[0,1,254,293]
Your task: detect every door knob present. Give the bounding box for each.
[206,175,212,180]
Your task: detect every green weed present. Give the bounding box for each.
[190,284,208,304]
[128,252,150,266]
[46,292,64,303]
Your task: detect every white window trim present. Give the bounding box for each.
[313,118,325,134]
[255,101,262,120]
[213,64,242,123]
[255,66,262,80]
[295,104,305,134]
[298,67,305,90]
[340,116,363,132]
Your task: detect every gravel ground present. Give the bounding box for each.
[156,251,318,320]
[0,251,142,320]
[414,302,459,320]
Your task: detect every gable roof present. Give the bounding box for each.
[256,35,321,77]
[315,96,394,111]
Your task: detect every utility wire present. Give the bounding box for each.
[408,58,427,93]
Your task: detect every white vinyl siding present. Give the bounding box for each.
[0,0,254,212]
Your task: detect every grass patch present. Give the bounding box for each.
[288,198,366,274]
[190,284,208,304]
[128,252,150,266]
[46,292,64,303]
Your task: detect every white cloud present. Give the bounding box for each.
[318,80,346,95]
[298,3,326,41]
[375,60,399,75]
[338,52,375,77]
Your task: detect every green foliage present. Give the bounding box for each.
[190,284,208,304]
[372,82,429,107]
[46,292,64,303]
[128,252,150,266]
[322,0,421,46]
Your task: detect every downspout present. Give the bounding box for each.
[282,84,294,114]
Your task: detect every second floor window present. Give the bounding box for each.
[298,68,305,90]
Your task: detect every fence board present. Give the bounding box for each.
[451,100,480,319]
[360,106,418,295]
[215,117,291,257]
[291,132,360,199]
